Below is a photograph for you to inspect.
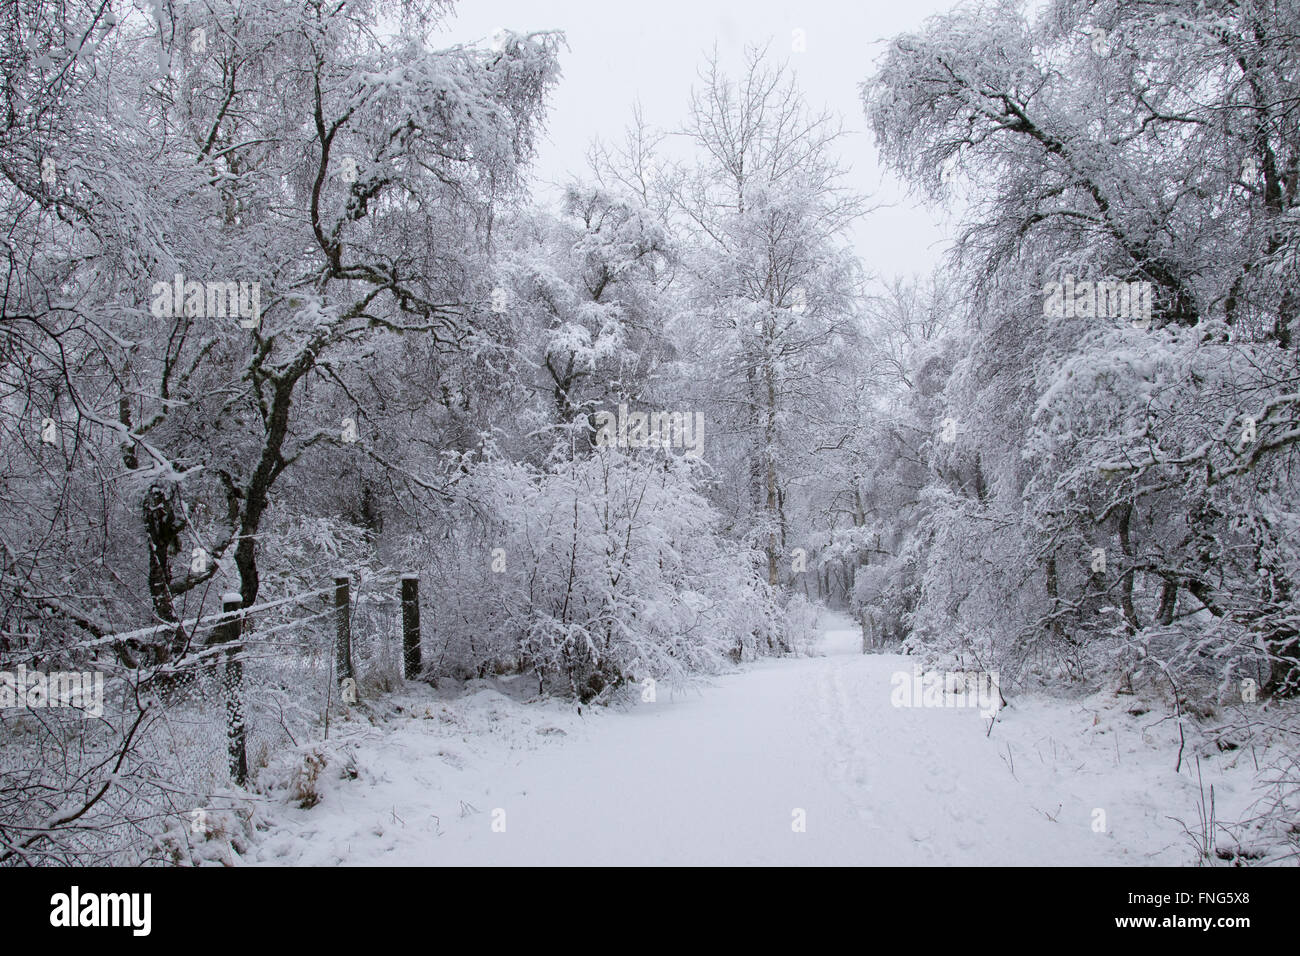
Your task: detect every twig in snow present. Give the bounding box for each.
[1033,803,1062,822]
[999,742,1017,780]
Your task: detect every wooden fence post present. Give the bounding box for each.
[335,575,354,697]
[401,574,421,679]
[216,592,248,786]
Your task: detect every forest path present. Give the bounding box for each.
[254,615,1184,865]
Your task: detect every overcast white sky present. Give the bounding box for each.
[436,0,965,281]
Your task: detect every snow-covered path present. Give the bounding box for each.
[253,617,1197,865]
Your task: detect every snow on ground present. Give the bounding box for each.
[246,615,1263,865]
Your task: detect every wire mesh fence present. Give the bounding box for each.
[0,572,423,865]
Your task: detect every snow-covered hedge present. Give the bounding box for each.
[405,445,774,700]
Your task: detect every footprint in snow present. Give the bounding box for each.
[437,750,466,769]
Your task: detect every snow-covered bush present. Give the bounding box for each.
[408,444,770,700]
[779,594,821,657]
